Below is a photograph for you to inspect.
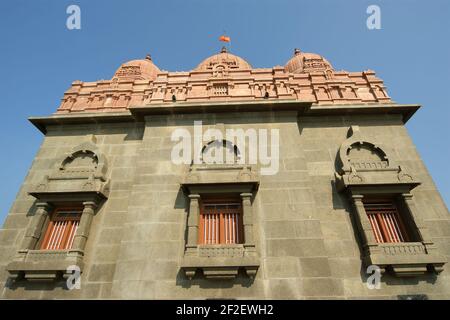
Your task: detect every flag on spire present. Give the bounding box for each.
[219,35,231,43]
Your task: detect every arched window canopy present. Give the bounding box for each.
[200,139,241,165]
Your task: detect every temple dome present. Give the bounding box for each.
[112,55,161,81]
[194,47,252,71]
[285,48,333,74]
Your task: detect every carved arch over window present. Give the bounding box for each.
[60,150,98,172]
[31,137,110,195]
[346,141,389,170]
[337,126,393,174]
[201,139,241,164]
[57,140,108,178]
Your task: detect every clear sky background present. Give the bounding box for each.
[0,0,449,225]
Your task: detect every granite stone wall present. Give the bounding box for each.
[1,111,449,299]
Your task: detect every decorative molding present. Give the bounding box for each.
[380,242,426,256]
[182,164,259,194]
[335,126,419,192]
[198,244,244,258]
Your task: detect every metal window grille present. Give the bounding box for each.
[40,209,81,250]
[364,201,409,243]
[199,202,242,245]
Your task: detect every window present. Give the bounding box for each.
[7,142,108,281]
[199,200,243,245]
[180,184,259,279]
[40,208,82,250]
[334,126,446,276]
[212,83,228,96]
[363,200,410,243]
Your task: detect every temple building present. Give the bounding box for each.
[0,47,449,299]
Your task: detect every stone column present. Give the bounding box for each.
[186,194,200,255]
[240,193,256,253]
[70,201,97,254]
[401,193,436,253]
[20,202,52,250]
[350,194,379,255]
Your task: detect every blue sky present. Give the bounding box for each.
[0,0,449,224]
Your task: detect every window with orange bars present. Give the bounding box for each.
[199,201,243,245]
[40,208,82,250]
[363,200,411,243]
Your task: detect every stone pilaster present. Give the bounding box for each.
[401,193,437,253]
[70,201,97,254]
[350,194,379,255]
[186,194,200,255]
[20,202,52,250]
[240,192,256,254]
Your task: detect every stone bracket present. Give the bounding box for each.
[180,256,259,280]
